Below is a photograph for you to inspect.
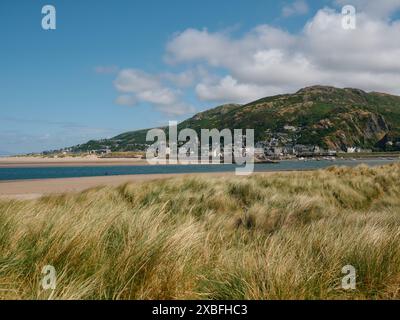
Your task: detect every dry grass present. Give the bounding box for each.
[1,163,400,299]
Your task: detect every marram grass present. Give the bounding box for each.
[1,163,400,299]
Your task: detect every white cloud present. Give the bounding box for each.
[165,7,400,102]
[282,0,309,17]
[165,28,231,66]
[112,4,400,111]
[137,88,177,105]
[196,76,283,103]
[114,69,160,93]
[335,0,400,19]
[114,69,194,115]
[161,70,196,87]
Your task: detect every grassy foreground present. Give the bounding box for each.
[1,164,400,299]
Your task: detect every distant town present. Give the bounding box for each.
[36,124,398,162]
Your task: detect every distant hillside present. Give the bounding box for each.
[67,86,400,153]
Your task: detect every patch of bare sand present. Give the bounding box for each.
[0,172,246,200]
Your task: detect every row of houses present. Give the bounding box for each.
[155,144,336,161]
[254,143,337,158]
[88,148,112,155]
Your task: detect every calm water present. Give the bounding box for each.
[0,159,398,181]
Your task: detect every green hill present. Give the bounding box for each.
[68,86,400,153]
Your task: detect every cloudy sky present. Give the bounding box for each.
[1,0,400,154]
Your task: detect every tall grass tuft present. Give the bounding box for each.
[1,163,400,299]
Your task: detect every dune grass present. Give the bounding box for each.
[1,163,400,299]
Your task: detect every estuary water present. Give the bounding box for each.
[0,159,398,181]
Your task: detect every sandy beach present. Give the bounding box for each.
[0,171,243,200]
[0,156,276,199]
[1,156,397,200]
[0,156,148,168]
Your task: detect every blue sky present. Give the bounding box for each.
[1,0,399,154]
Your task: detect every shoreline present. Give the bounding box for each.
[1,155,399,169]
[1,157,399,200]
[0,171,250,200]
[0,156,148,168]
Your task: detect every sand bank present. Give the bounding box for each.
[0,156,148,168]
[0,172,245,200]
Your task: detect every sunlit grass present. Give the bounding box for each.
[1,163,400,299]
